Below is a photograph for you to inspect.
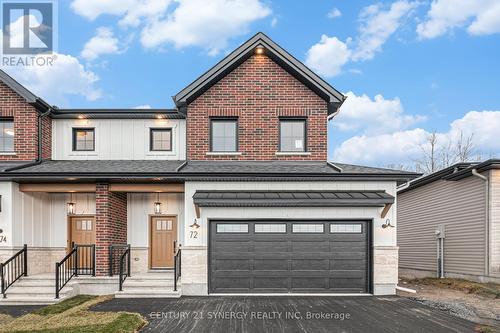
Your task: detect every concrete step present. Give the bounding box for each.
[115,289,181,298]
[122,281,174,288]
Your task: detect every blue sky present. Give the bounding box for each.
[2,0,500,169]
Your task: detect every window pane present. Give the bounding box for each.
[292,224,323,233]
[0,120,14,152]
[255,224,286,233]
[330,224,362,233]
[280,120,305,152]
[74,129,95,151]
[212,120,236,152]
[217,224,248,233]
[151,129,172,151]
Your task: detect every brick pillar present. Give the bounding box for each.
[95,184,127,276]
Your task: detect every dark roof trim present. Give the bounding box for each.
[0,69,51,112]
[193,190,394,208]
[173,32,346,115]
[50,109,184,119]
[398,160,500,193]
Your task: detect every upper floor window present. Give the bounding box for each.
[210,118,237,152]
[0,118,14,152]
[150,128,172,151]
[279,119,306,152]
[72,128,95,151]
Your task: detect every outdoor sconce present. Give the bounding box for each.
[255,46,265,55]
[190,219,200,229]
[381,219,395,229]
[67,193,76,215]
[154,193,162,214]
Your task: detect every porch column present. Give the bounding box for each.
[95,183,127,276]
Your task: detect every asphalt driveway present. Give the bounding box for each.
[91,296,478,333]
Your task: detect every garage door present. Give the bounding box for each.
[209,220,370,294]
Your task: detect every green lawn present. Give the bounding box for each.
[0,295,146,333]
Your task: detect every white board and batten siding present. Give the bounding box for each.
[398,175,487,276]
[52,118,186,160]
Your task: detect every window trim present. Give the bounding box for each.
[216,223,249,233]
[72,128,95,152]
[254,223,287,233]
[330,223,363,234]
[278,117,307,153]
[149,128,173,152]
[291,223,324,234]
[0,118,14,153]
[210,117,238,153]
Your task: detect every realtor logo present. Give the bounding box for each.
[2,1,55,55]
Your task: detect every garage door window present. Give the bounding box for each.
[292,224,324,233]
[216,224,248,233]
[255,224,286,233]
[330,224,362,233]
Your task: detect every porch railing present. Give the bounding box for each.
[118,246,131,291]
[108,244,130,276]
[0,244,27,298]
[55,244,96,298]
[174,246,181,291]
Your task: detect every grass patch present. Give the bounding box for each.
[34,295,96,315]
[0,295,146,333]
[403,277,500,299]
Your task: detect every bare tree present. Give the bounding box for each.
[455,131,474,162]
[415,131,440,174]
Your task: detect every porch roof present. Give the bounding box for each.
[192,190,395,208]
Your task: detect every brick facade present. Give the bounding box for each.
[95,184,127,276]
[187,54,328,160]
[0,81,51,160]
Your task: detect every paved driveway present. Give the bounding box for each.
[91,296,477,333]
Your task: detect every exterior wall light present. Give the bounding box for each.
[154,193,162,214]
[381,219,395,229]
[67,193,76,215]
[255,46,265,55]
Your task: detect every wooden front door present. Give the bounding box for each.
[70,216,96,246]
[150,216,177,268]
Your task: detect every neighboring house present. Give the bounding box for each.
[0,33,418,303]
[398,160,500,283]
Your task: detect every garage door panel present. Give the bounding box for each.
[210,220,370,294]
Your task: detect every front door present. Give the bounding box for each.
[150,216,177,268]
[70,216,96,246]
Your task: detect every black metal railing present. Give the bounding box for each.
[174,246,181,291]
[55,247,77,299]
[118,246,131,291]
[55,244,95,298]
[108,244,130,276]
[0,244,28,298]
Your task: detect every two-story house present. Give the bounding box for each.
[0,33,418,303]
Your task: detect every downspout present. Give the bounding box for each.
[472,168,490,277]
[5,107,52,172]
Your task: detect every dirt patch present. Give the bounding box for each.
[398,278,500,329]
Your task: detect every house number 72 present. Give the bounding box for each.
[189,231,198,239]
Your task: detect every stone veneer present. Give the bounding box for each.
[373,246,398,295]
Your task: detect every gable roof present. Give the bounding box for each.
[0,69,51,112]
[173,32,346,116]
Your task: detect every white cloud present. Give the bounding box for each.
[327,8,342,19]
[71,0,135,20]
[134,104,152,109]
[417,0,500,39]
[335,92,426,134]
[118,0,172,27]
[306,1,416,77]
[271,17,278,27]
[305,35,351,77]
[333,111,500,166]
[351,0,418,61]
[3,54,101,105]
[81,27,122,61]
[140,0,271,55]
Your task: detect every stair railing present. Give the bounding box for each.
[0,244,28,298]
[55,243,96,298]
[174,244,181,291]
[118,246,131,291]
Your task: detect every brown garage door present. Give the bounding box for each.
[209,220,370,294]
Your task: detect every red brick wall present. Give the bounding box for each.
[187,54,328,160]
[95,183,127,276]
[0,81,51,160]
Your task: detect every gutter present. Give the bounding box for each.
[471,168,490,277]
[5,106,53,172]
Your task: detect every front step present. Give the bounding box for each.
[0,275,76,305]
[114,273,181,298]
